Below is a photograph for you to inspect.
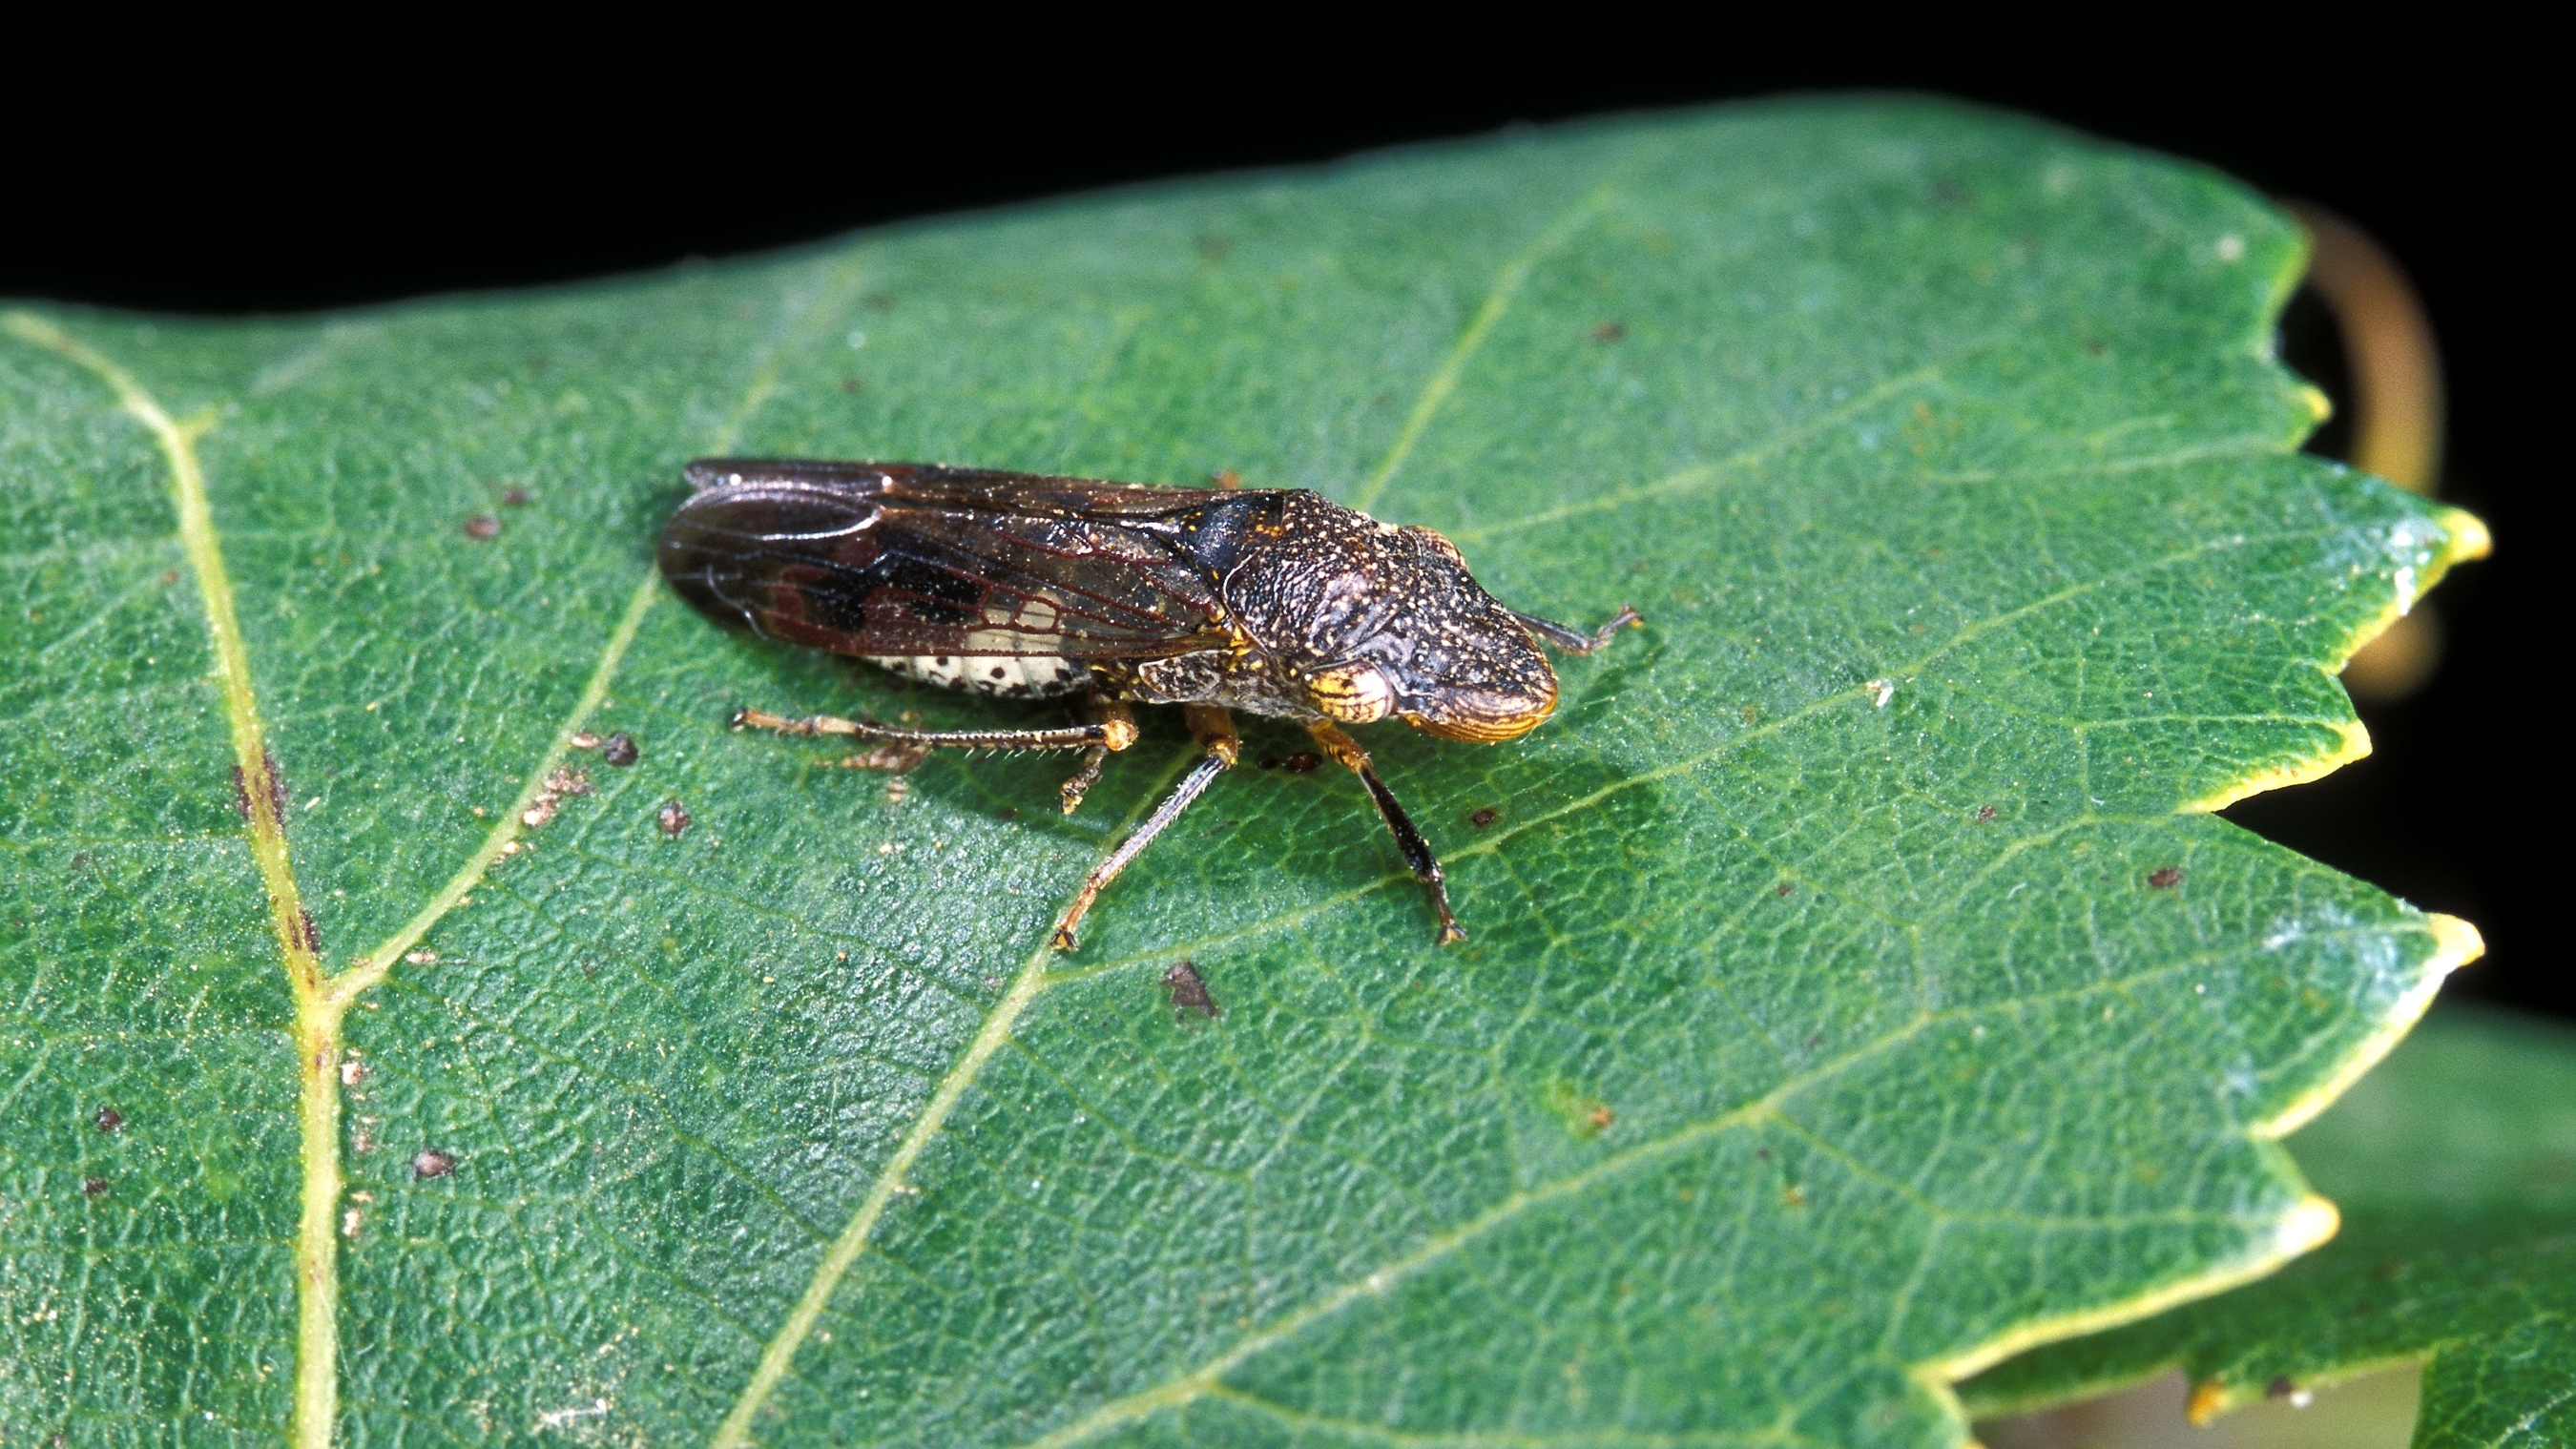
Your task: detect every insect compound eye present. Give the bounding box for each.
[1304,661,1398,724]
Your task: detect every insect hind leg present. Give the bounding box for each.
[1307,721,1464,944]
[1050,705,1238,951]
[731,706,1137,771]
[1057,693,1136,816]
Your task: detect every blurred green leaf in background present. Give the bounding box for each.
[1,98,2510,1447]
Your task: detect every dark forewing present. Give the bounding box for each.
[659,460,1264,659]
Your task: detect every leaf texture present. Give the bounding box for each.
[0,99,2486,1447]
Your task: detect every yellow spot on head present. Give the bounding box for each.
[1305,663,1395,724]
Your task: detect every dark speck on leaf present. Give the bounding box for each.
[1278,753,1320,775]
[413,1149,457,1180]
[1162,961,1219,1022]
[997,806,1020,821]
[1590,321,1626,342]
[2148,866,2183,889]
[1975,805,1996,822]
[1776,882,1794,898]
[657,801,691,838]
[1804,1034,1822,1049]
[94,1106,123,1132]
[2085,338,2108,356]
[1470,807,1500,828]
[462,514,499,541]
[70,851,90,872]
[82,1177,109,1197]
[601,733,640,767]
[500,486,530,506]
[2266,1376,2296,1400]
[841,377,865,393]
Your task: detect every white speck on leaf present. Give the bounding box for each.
[534,1398,609,1431]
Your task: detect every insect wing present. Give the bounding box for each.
[659,461,1236,659]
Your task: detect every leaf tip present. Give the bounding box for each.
[2277,1192,2340,1257]
[2179,717,2370,815]
[2425,912,2486,976]
[2254,919,2455,1140]
[2434,505,2493,563]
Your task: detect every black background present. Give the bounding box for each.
[6,43,2552,1021]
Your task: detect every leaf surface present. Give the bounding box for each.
[1962,1007,2575,1447]
[0,99,2486,1447]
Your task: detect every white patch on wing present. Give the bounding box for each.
[867,653,1086,699]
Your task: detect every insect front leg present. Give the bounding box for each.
[731,706,1138,769]
[1057,693,1136,816]
[1305,720,1465,945]
[1050,705,1238,951]
[1511,605,1642,655]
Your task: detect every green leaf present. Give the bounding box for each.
[2,99,2486,1447]
[1962,1006,2576,1446]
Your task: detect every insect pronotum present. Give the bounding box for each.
[659,460,1638,949]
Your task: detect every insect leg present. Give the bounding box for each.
[1511,605,1642,655]
[1058,693,1136,816]
[1306,721,1465,945]
[731,707,1138,768]
[1050,705,1238,951]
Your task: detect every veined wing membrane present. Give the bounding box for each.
[659,460,1245,659]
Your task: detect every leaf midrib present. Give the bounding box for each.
[0,255,871,1444]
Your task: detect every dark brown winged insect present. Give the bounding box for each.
[658,460,1638,949]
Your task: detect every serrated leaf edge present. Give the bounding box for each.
[2259,913,2483,1142]
[1924,910,2481,1406]
[2178,501,2488,816]
[1945,911,2486,1432]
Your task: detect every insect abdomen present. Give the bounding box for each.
[867,654,1088,699]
